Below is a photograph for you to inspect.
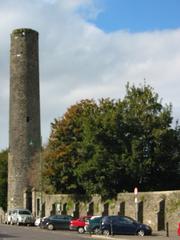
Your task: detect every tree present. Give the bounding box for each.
[75,98,126,198]
[43,83,180,198]
[43,99,97,194]
[120,83,180,190]
[0,149,8,210]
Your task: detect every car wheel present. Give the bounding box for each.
[103,229,110,236]
[47,224,54,230]
[78,227,85,234]
[93,227,101,235]
[137,229,145,236]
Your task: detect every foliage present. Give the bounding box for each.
[0,149,8,210]
[43,83,180,198]
[120,84,179,190]
[43,99,97,194]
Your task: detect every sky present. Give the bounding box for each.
[0,0,180,150]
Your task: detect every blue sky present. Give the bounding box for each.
[0,0,180,149]
[89,0,180,32]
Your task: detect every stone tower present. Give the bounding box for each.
[8,28,41,210]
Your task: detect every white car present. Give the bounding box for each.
[4,209,14,224]
[35,217,47,227]
[10,208,34,225]
[34,217,41,226]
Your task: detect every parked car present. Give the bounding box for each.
[177,222,180,236]
[34,216,47,227]
[34,217,41,227]
[70,215,91,233]
[40,215,72,230]
[85,216,102,234]
[4,209,15,224]
[101,216,152,236]
[10,208,34,226]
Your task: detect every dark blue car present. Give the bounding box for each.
[101,216,152,236]
[40,215,72,230]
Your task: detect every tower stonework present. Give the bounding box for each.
[8,28,41,210]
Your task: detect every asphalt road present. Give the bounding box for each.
[0,224,179,240]
[0,224,92,240]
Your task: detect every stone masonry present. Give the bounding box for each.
[30,190,180,231]
[8,28,41,210]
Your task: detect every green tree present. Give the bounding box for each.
[75,98,126,198]
[0,149,8,210]
[120,83,180,190]
[43,83,180,198]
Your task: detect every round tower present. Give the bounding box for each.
[8,28,41,210]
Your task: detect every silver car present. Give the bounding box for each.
[10,208,34,225]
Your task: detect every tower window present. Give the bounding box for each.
[26,116,30,122]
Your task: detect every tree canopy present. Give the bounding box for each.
[43,84,180,199]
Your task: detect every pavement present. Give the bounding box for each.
[90,230,180,240]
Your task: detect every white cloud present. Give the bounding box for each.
[0,0,180,150]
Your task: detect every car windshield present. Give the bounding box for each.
[124,216,137,223]
[19,210,31,215]
[119,217,134,224]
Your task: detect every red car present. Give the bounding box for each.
[178,222,180,236]
[70,216,91,233]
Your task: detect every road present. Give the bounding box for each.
[0,224,179,240]
[0,224,92,240]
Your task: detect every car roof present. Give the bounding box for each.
[102,215,135,221]
[12,208,32,213]
[49,215,72,218]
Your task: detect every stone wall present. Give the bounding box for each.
[31,190,180,231]
[0,208,5,223]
